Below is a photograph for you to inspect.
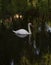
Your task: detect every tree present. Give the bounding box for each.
[1,0,28,16]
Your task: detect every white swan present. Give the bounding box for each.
[12,23,32,38]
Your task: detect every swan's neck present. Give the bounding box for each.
[28,24,31,34]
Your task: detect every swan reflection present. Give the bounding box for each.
[10,59,14,65]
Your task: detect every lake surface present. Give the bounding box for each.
[0,26,51,65]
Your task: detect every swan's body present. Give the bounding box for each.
[13,23,32,38]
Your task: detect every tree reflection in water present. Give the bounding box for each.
[0,22,51,65]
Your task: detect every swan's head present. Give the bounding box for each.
[28,23,33,28]
[28,23,32,26]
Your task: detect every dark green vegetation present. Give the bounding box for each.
[0,0,51,65]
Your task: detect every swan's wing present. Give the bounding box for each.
[15,29,29,34]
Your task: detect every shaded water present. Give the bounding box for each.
[0,27,33,65]
[0,24,51,65]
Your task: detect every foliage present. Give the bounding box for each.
[0,0,28,17]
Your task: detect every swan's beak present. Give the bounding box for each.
[31,24,34,28]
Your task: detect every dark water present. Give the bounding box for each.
[0,26,51,65]
[0,27,33,65]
